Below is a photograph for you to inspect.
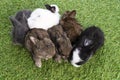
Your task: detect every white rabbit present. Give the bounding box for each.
[27,4,60,30]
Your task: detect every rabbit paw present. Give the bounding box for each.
[35,61,42,68]
[54,55,62,63]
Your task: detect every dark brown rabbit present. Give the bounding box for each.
[48,25,72,62]
[25,28,56,67]
[60,10,83,45]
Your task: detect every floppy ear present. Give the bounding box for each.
[29,36,38,45]
[69,10,76,18]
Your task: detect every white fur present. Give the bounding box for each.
[27,4,60,30]
[84,39,92,46]
[71,48,83,67]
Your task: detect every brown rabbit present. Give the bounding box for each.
[48,25,72,62]
[25,28,56,67]
[60,10,83,45]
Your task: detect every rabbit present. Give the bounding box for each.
[68,26,105,67]
[27,4,61,30]
[25,28,56,67]
[48,25,72,62]
[9,10,32,45]
[60,10,83,45]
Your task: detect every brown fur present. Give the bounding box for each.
[60,10,83,45]
[48,25,72,62]
[25,28,56,67]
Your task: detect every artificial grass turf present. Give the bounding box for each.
[0,0,120,80]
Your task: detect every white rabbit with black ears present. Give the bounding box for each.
[69,26,105,67]
[27,4,61,30]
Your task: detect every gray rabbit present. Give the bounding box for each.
[25,28,56,67]
[9,10,32,45]
[48,25,72,62]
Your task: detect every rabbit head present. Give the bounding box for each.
[25,29,56,67]
[69,26,104,67]
[45,4,59,13]
[60,10,83,45]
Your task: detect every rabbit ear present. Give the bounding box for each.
[15,11,23,20]
[69,10,76,18]
[29,36,38,45]
[9,16,21,27]
[22,13,28,24]
[45,4,51,10]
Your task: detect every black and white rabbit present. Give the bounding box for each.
[69,26,105,67]
[9,10,32,45]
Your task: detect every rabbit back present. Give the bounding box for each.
[48,25,72,59]
[27,8,60,30]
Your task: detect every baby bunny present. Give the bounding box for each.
[27,4,60,30]
[9,10,32,45]
[69,26,105,67]
[48,25,72,62]
[60,10,83,45]
[25,28,56,67]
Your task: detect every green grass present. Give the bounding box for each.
[0,0,120,80]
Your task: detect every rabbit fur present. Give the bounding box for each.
[9,10,32,45]
[69,26,105,67]
[60,10,83,45]
[27,4,60,30]
[48,25,72,62]
[25,28,56,67]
